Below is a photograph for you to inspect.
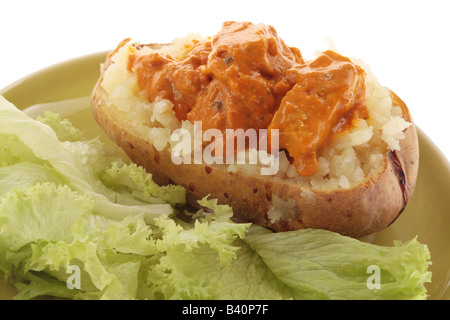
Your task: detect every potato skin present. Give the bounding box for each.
[91,61,419,239]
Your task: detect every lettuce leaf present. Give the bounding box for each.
[136,223,431,300]
[0,96,432,300]
[242,226,432,300]
[36,111,85,142]
[100,161,185,206]
[0,96,184,222]
[0,183,91,252]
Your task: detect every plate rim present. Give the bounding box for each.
[0,51,110,97]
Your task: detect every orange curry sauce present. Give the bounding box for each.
[127,21,368,176]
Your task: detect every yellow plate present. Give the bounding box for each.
[0,52,449,300]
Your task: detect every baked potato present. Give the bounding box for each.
[91,22,419,238]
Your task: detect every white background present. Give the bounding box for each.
[1,0,449,162]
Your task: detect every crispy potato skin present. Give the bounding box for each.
[91,60,419,239]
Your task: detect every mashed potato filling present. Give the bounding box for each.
[100,24,411,191]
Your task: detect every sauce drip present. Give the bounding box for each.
[127,21,368,176]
